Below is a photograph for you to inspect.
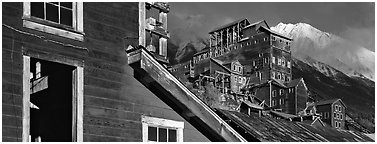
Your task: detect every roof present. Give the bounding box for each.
[210,58,232,73]
[241,101,263,110]
[287,78,308,90]
[301,117,326,127]
[209,18,250,34]
[315,99,347,108]
[271,79,287,88]
[216,109,374,142]
[243,20,270,30]
[287,78,302,87]
[193,47,210,56]
[270,110,297,119]
[259,26,293,40]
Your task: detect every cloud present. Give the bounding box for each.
[339,27,375,52]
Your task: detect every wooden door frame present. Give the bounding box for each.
[22,55,83,142]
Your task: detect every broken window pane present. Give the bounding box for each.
[60,2,72,9]
[46,3,59,23]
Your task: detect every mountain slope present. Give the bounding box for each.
[292,57,375,132]
[271,23,375,81]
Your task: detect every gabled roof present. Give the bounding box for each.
[315,99,347,108]
[259,26,293,40]
[193,47,210,56]
[287,78,307,90]
[271,79,287,88]
[243,20,270,30]
[210,58,232,73]
[209,18,250,34]
[216,109,374,142]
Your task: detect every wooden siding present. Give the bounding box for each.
[2,2,209,142]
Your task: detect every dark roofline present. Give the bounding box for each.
[242,20,270,30]
[209,18,250,34]
[193,47,210,56]
[315,99,347,108]
[210,58,232,73]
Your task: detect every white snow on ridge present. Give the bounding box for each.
[271,23,375,81]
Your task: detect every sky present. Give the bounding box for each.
[168,2,375,51]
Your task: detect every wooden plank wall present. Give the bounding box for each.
[2,2,209,142]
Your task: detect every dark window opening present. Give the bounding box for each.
[30,2,74,27]
[29,58,76,142]
[148,126,177,142]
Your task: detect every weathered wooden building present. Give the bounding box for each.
[3,2,373,142]
[172,18,308,115]
[315,99,346,129]
[2,2,246,142]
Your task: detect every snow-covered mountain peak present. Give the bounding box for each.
[272,22,375,81]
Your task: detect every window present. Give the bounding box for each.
[272,100,276,106]
[264,57,268,64]
[142,116,184,142]
[264,37,268,41]
[287,61,291,68]
[339,106,342,112]
[277,73,281,80]
[282,58,285,67]
[254,40,258,44]
[334,112,337,119]
[279,99,282,105]
[271,71,275,79]
[335,105,338,112]
[272,90,276,97]
[259,53,263,57]
[340,114,343,120]
[278,58,281,65]
[280,39,283,43]
[324,112,329,119]
[335,121,338,128]
[279,89,284,95]
[272,57,276,64]
[259,72,263,81]
[23,2,84,41]
[272,36,276,41]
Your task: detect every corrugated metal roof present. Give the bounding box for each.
[216,109,374,142]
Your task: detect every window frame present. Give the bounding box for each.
[23,2,84,41]
[141,116,184,142]
[22,55,84,142]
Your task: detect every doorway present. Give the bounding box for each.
[23,56,83,142]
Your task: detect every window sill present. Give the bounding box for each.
[23,19,84,41]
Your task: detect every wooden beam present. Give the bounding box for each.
[30,76,48,94]
[126,47,246,142]
[22,56,30,142]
